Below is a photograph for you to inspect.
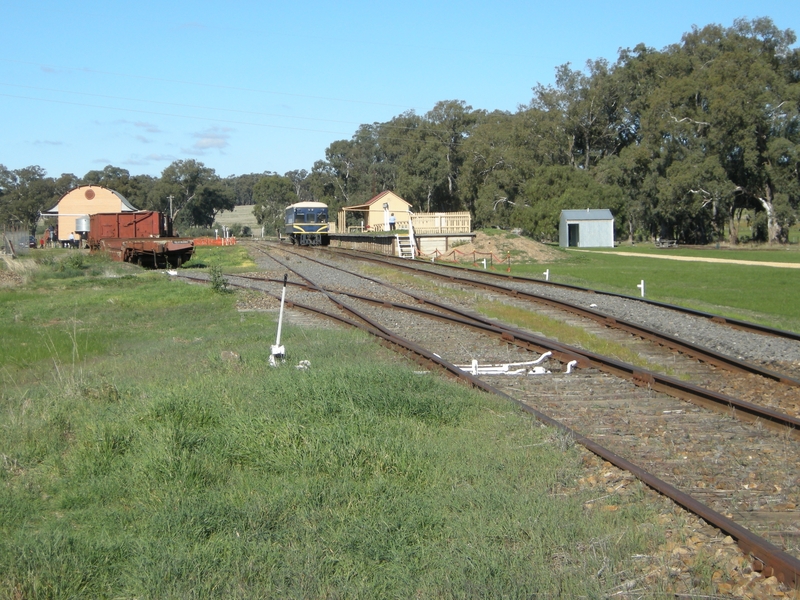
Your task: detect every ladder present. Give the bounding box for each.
[395,235,414,259]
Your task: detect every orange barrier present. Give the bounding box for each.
[193,237,237,246]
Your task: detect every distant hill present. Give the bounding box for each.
[213,205,259,230]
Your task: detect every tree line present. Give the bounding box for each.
[2,18,798,243]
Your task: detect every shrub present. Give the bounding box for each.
[209,265,231,294]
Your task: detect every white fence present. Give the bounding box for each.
[340,211,471,234]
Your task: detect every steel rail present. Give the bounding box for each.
[177,266,800,589]
[247,244,800,435]
[260,242,800,388]
[229,269,800,440]
[323,245,800,343]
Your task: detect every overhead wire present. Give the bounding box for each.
[1,58,417,110]
[0,58,483,169]
[0,82,428,134]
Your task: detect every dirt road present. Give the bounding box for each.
[576,250,800,269]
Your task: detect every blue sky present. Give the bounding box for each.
[1,0,797,180]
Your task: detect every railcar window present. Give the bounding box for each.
[317,212,327,223]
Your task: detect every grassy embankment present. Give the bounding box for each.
[1,249,678,598]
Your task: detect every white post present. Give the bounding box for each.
[544,269,550,281]
[482,258,487,269]
[637,280,645,297]
[270,274,288,366]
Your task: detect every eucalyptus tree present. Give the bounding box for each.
[53,172,81,198]
[724,18,800,242]
[81,165,154,208]
[380,111,446,212]
[530,59,628,170]
[631,18,800,243]
[222,172,268,206]
[285,169,313,202]
[510,165,624,242]
[252,174,297,233]
[422,100,483,210]
[0,165,57,234]
[83,165,131,191]
[311,122,403,213]
[594,145,658,242]
[460,109,547,228]
[312,139,362,207]
[148,159,234,227]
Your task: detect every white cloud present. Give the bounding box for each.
[134,121,162,134]
[187,127,233,154]
[124,153,177,167]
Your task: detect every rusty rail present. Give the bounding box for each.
[183,249,800,587]
[325,245,800,343]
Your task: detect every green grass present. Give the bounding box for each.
[1,255,678,598]
[476,300,673,373]
[183,245,257,272]
[499,248,800,333]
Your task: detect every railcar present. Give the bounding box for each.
[284,201,329,246]
[88,211,194,268]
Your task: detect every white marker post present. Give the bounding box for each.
[270,274,288,367]
[637,279,645,298]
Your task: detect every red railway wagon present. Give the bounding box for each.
[88,211,195,268]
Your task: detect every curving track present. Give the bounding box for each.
[178,241,800,590]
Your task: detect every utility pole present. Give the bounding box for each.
[167,195,174,219]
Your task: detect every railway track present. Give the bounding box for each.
[270,242,800,424]
[325,245,800,344]
[178,243,800,591]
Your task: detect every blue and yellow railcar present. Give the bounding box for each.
[284,201,329,246]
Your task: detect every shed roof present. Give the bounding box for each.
[560,209,614,221]
[43,185,137,214]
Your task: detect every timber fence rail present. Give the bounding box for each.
[417,247,513,271]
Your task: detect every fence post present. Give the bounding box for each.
[506,251,511,273]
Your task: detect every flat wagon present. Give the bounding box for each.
[88,211,195,268]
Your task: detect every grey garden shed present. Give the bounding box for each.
[559,209,615,248]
